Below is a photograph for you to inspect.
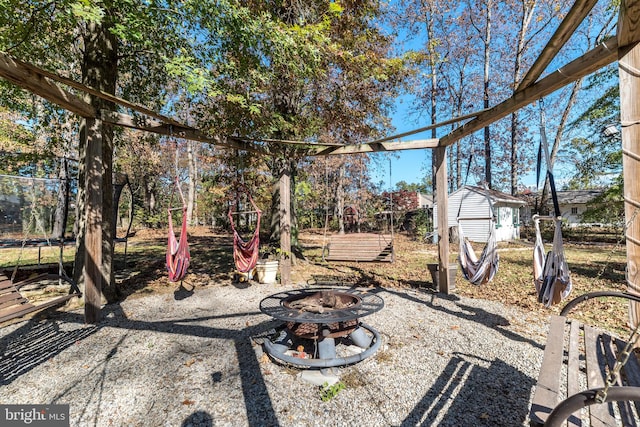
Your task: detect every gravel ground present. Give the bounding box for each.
[0,283,550,427]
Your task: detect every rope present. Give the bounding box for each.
[539,100,560,216]
[532,99,572,307]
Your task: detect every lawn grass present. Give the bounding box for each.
[0,227,634,338]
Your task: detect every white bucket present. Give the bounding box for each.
[256,260,278,284]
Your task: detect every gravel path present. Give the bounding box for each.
[0,283,549,426]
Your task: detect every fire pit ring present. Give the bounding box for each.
[259,287,384,323]
[259,287,384,369]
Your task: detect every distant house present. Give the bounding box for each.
[433,185,526,243]
[416,192,433,209]
[384,190,433,211]
[519,189,604,226]
[398,192,434,233]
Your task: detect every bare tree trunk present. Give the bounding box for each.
[511,0,537,195]
[141,175,157,226]
[337,165,345,234]
[425,2,439,200]
[187,140,197,225]
[483,0,493,188]
[52,157,69,239]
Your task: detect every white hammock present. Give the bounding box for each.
[533,215,572,307]
[458,220,499,285]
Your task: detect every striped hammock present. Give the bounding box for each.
[458,221,499,285]
[533,215,572,307]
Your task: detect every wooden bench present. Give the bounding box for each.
[529,292,640,426]
[0,272,81,324]
[324,233,394,262]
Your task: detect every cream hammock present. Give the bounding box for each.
[458,219,500,285]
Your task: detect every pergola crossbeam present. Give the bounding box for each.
[100,110,268,155]
[516,0,599,91]
[0,52,95,118]
[313,139,439,155]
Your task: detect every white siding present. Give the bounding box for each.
[495,205,520,241]
[433,187,523,243]
[562,203,583,226]
[434,188,493,243]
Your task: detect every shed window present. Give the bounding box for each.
[512,208,519,227]
[571,207,578,215]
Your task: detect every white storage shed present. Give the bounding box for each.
[433,185,526,243]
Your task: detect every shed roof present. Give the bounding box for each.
[455,185,526,206]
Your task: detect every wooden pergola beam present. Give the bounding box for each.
[434,147,450,293]
[313,139,440,156]
[3,51,187,129]
[362,109,486,146]
[0,52,95,118]
[440,37,618,146]
[516,0,599,91]
[100,110,269,155]
[618,0,640,47]
[1,52,268,155]
[617,0,640,325]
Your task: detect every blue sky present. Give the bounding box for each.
[370,100,543,193]
[369,95,434,190]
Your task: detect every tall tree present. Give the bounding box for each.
[509,0,538,195]
[0,1,234,301]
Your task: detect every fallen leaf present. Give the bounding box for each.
[450,325,460,330]
[185,359,196,367]
[480,413,490,419]
[182,399,195,405]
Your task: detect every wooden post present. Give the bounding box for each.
[84,118,103,323]
[435,146,451,293]
[279,172,292,285]
[618,0,640,327]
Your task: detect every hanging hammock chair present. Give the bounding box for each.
[532,99,572,306]
[166,179,190,282]
[228,192,262,273]
[533,215,572,307]
[457,218,500,285]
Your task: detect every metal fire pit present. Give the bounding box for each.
[259,288,384,369]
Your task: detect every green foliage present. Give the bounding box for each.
[562,64,622,225]
[69,1,105,22]
[165,55,213,94]
[319,381,345,402]
[581,176,624,226]
[412,208,433,241]
[395,180,429,193]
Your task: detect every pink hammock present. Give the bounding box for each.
[228,193,262,273]
[166,180,190,282]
